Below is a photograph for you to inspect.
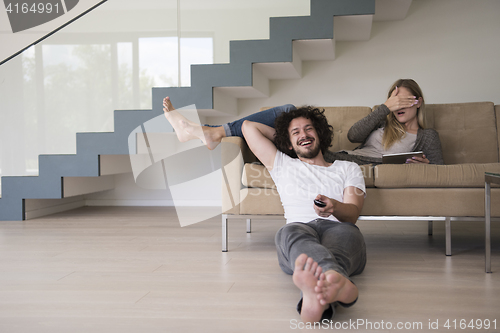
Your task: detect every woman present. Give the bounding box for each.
[330,79,444,165]
[163,79,443,164]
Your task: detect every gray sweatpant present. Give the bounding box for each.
[275,219,367,320]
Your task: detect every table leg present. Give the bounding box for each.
[485,181,491,273]
[222,214,228,252]
[246,218,252,233]
[445,217,451,256]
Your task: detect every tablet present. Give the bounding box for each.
[382,151,424,164]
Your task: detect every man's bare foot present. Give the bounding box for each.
[292,254,328,323]
[315,270,358,306]
[163,97,225,150]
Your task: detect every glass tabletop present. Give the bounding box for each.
[485,172,500,186]
[485,172,500,177]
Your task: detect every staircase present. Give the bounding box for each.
[0,0,412,221]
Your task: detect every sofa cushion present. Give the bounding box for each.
[424,102,498,164]
[323,106,372,152]
[359,164,374,187]
[242,163,276,189]
[242,162,375,188]
[374,163,500,188]
[361,188,500,217]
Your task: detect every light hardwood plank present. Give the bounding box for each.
[0,206,498,333]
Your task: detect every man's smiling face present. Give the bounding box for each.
[288,117,321,159]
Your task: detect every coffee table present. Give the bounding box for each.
[485,172,500,273]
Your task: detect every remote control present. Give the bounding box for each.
[314,199,326,208]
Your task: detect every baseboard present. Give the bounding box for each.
[25,197,86,220]
[23,198,221,219]
[85,199,222,207]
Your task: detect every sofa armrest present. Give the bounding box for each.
[222,137,258,164]
[221,137,258,214]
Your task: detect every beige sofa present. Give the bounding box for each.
[221,102,500,253]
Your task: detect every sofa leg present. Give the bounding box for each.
[222,214,228,252]
[246,218,251,233]
[445,217,451,256]
[428,221,433,236]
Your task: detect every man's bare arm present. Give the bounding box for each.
[241,120,278,170]
[314,187,365,224]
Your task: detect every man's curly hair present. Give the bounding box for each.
[273,106,333,158]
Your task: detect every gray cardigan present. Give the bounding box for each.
[345,104,444,165]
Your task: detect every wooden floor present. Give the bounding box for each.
[0,206,499,333]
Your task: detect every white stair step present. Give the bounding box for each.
[213,65,270,100]
[63,175,115,197]
[294,39,336,61]
[374,0,412,21]
[213,88,238,116]
[100,155,132,175]
[254,47,303,80]
[212,65,270,114]
[334,15,373,41]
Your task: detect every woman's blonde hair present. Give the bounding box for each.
[382,79,425,149]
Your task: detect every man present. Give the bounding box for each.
[241,106,367,323]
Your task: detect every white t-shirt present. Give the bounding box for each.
[269,151,366,224]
